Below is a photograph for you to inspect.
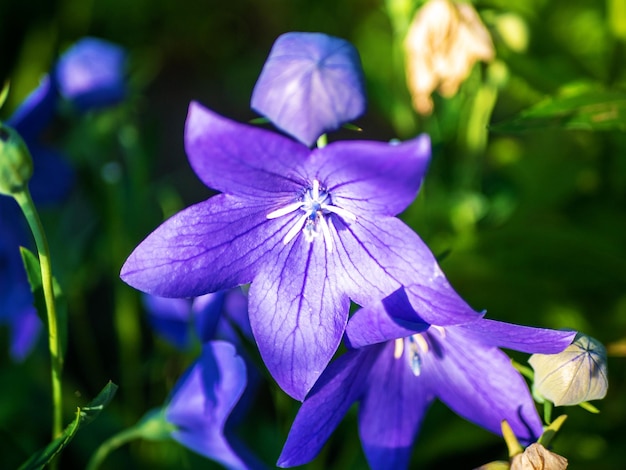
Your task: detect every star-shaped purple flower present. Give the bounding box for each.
[278,289,577,469]
[121,102,481,400]
[54,37,127,111]
[165,340,257,469]
[251,32,366,147]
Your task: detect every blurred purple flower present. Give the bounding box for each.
[142,288,251,350]
[165,340,261,469]
[0,203,41,361]
[54,37,127,111]
[278,289,576,469]
[251,32,366,147]
[121,102,481,400]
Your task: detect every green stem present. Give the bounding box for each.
[86,425,145,470]
[13,189,63,439]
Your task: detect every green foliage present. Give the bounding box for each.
[18,382,118,470]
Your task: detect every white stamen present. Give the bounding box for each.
[319,215,334,253]
[267,201,303,219]
[283,213,309,245]
[394,338,404,359]
[325,205,357,222]
[265,179,355,252]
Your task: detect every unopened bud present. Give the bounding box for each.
[529,333,608,406]
[510,443,568,470]
[0,123,33,196]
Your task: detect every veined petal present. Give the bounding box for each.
[346,289,430,348]
[459,319,576,354]
[424,327,543,443]
[359,341,433,470]
[166,341,248,469]
[334,215,481,326]
[121,194,289,297]
[313,134,431,216]
[185,102,309,197]
[251,32,366,147]
[249,235,350,400]
[277,347,377,467]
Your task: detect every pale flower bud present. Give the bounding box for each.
[0,123,33,196]
[529,333,608,406]
[404,0,494,115]
[510,443,568,470]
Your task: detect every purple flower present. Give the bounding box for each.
[251,32,366,147]
[7,76,74,203]
[143,288,250,350]
[54,37,127,111]
[165,340,258,469]
[0,203,41,361]
[278,289,577,469]
[121,102,481,400]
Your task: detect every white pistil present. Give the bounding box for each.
[395,333,431,377]
[266,179,356,252]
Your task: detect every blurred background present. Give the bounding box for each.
[0,0,624,468]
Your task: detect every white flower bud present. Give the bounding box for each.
[529,333,608,406]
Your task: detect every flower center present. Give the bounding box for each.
[266,179,356,252]
[394,326,445,377]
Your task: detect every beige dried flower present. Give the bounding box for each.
[510,443,568,470]
[404,0,494,114]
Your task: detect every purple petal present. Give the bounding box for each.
[346,289,430,348]
[251,32,366,147]
[166,341,248,469]
[359,341,433,470]
[185,102,309,196]
[424,327,543,443]
[27,144,74,205]
[9,306,42,361]
[277,347,377,467]
[335,216,481,325]
[55,37,127,110]
[121,194,288,297]
[249,236,350,400]
[7,75,57,140]
[459,319,576,354]
[142,295,193,350]
[192,292,226,343]
[313,134,431,216]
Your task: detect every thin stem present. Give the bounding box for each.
[13,189,63,439]
[86,425,145,470]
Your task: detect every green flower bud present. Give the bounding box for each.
[529,333,608,406]
[0,123,33,196]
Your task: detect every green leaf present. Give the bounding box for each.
[19,247,69,365]
[18,381,118,470]
[0,81,9,110]
[491,90,626,132]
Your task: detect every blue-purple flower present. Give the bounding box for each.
[278,289,577,469]
[121,102,481,400]
[143,288,250,350]
[251,32,366,147]
[54,37,127,111]
[0,203,41,361]
[164,340,258,469]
